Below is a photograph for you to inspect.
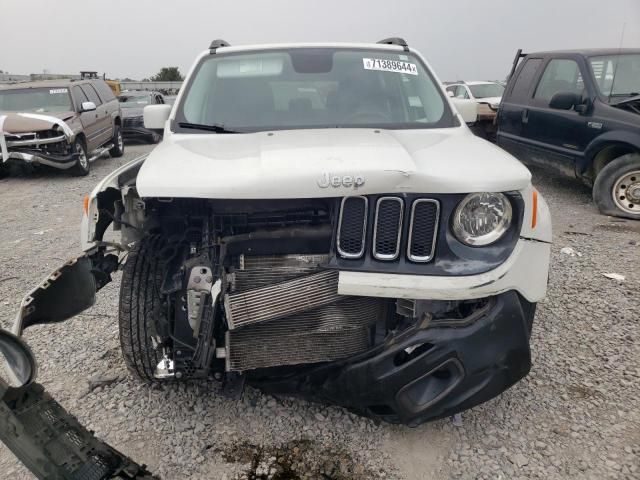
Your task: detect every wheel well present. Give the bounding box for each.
[589,143,639,182]
[75,132,87,147]
[114,116,121,127]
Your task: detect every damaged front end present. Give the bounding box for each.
[0,113,78,171]
[0,153,550,476]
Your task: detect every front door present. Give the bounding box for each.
[521,58,600,176]
[72,86,100,150]
[80,84,112,150]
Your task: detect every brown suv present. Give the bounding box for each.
[0,79,124,176]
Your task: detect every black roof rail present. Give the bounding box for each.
[507,49,526,80]
[209,39,231,53]
[377,37,409,52]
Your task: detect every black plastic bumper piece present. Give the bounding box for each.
[253,291,534,426]
[0,381,157,479]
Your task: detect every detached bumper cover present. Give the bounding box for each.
[253,290,534,426]
[0,369,156,479]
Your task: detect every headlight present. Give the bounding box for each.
[452,193,512,246]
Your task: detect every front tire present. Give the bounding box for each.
[109,125,125,158]
[119,236,169,382]
[593,153,640,220]
[69,137,90,177]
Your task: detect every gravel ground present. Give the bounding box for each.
[0,144,638,479]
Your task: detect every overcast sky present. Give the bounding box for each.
[2,0,639,81]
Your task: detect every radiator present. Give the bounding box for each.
[223,254,383,371]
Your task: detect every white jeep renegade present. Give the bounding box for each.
[10,38,552,428]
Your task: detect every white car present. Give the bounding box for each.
[445,80,505,111]
[6,39,551,443]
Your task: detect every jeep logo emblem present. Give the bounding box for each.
[317,172,365,189]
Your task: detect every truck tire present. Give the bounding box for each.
[69,137,90,177]
[593,153,640,220]
[119,236,169,382]
[109,125,125,158]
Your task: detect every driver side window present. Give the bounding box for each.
[455,85,469,99]
[534,59,584,102]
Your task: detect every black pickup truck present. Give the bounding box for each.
[497,49,640,219]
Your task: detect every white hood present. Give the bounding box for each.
[477,96,502,106]
[136,127,530,199]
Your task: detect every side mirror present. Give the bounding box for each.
[0,329,36,389]
[144,104,172,130]
[80,101,96,112]
[450,97,478,124]
[446,90,455,98]
[549,92,581,110]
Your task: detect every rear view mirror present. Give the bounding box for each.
[549,92,581,110]
[144,104,172,130]
[80,101,96,112]
[447,90,454,98]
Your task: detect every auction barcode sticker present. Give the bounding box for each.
[49,88,68,94]
[363,58,418,75]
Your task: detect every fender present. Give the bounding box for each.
[580,130,640,177]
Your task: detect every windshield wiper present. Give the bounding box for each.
[177,122,240,133]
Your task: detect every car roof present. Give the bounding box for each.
[526,48,640,57]
[0,79,93,90]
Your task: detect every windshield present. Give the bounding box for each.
[118,94,152,108]
[0,87,72,113]
[589,54,640,98]
[468,83,504,99]
[176,48,454,132]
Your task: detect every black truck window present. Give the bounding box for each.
[534,59,584,102]
[509,58,542,102]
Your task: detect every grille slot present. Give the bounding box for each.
[373,197,403,260]
[337,196,367,258]
[408,199,439,262]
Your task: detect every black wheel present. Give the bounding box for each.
[119,236,169,382]
[109,125,125,157]
[593,153,640,220]
[69,137,90,176]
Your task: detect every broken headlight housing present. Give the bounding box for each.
[452,192,512,246]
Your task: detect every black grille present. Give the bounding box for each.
[123,117,143,128]
[408,200,439,262]
[373,197,403,260]
[337,196,367,258]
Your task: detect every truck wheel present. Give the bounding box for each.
[593,153,640,220]
[109,125,125,158]
[69,138,90,176]
[119,236,169,382]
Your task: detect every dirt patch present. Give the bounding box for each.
[213,439,384,479]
